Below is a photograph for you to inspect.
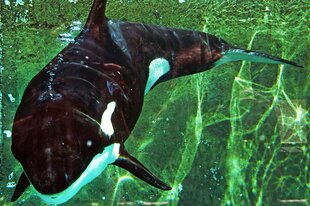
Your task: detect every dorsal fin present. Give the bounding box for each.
[85,0,108,28]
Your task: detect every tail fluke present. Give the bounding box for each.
[214,48,303,68]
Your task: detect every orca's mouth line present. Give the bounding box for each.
[12,115,33,125]
[72,108,101,129]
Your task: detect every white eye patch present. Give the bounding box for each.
[100,101,116,137]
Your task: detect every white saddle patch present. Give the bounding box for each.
[100,101,116,137]
[35,143,120,204]
[144,58,170,94]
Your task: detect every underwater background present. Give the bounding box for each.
[0,0,309,205]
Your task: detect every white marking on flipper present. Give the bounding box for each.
[145,58,170,94]
[100,101,116,137]
[34,143,120,204]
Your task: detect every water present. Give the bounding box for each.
[1,0,309,205]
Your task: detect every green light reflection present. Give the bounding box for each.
[1,1,308,206]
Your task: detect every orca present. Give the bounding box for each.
[11,0,302,204]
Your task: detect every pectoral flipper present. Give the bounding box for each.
[113,146,171,190]
[11,172,30,202]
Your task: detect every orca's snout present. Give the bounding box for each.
[12,105,108,195]
[36,169,65,194]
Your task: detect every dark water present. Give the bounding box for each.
[1,0,308,205]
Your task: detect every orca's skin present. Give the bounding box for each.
[10,0,302,204]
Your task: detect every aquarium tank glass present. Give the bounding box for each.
[0,0,308,205]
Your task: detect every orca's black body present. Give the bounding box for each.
[11,0,302,204]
